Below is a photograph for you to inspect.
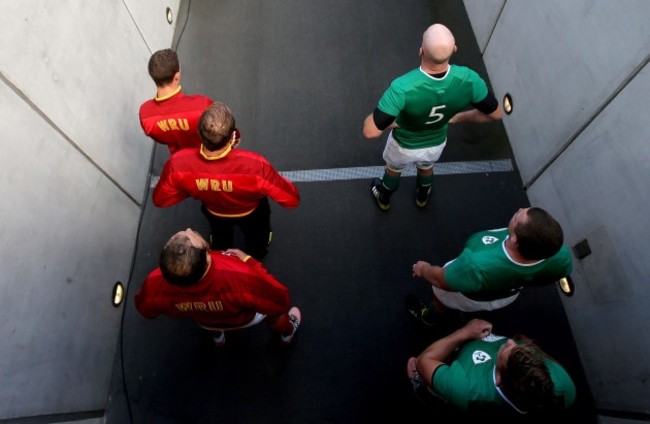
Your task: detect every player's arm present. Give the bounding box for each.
[412,261,451,290]
[151,161,189,207]
[416,319,493,386]
[449,92,502,124]
[363,108,397,139]
[261,167,301,208]
[223,248,252,262]
[134,279,159,319]
[243,267,292,317]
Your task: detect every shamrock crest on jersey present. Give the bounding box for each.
[481,235,500,245]
[472,350,492,364]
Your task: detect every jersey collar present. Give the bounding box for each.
[200,143,232,160]
[155,85,182,102]
[502,236,545,266]
[419,65,450,80]
[493,366,527,414]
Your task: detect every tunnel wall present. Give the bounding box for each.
[0,1,179,421]
[464,0,650,420]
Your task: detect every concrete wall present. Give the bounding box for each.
[0,0,179,421]
[463,0,650,420]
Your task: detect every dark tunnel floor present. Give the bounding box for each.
[107,1,598,423]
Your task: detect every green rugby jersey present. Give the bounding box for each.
[444,228,573,299]
[433,334,577,412]
[377,65,488,148]
[432,334,505,411]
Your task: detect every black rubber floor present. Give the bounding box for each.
[107,1,598,422]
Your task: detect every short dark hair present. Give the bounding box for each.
[198,102,236,151]
[159,233,208,286]
[148,49,180,87]
[515,207,564,260]
[502,342,561,413]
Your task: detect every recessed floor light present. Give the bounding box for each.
[558,276,575,297]
[503,93,513,115]
[112,282,125,307]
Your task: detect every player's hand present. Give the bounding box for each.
[223,248,248,261]
[412,261,430,278]
[463,319,493,339]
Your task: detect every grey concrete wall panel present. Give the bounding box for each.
[0,2,154,201]
[125,0,180,52]
[0,81,140,418]
[526,64,650,414]
[481,0,650,185]
[0,0,174,420]
[462,0,505,53]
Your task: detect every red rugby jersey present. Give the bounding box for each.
[152,145,300,216]
[139,87,212,154]
[135,251,290,327]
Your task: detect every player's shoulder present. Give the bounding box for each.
[391,67,425,84]
[173,147,200,157]
[449,64,484,80]
[145,267,166,283]
[182,92,213,104]
[466,228,507,246]
[167,147,201,165]
[385,68,428,96]
[231,148,270,162]
[553,244,574,265]
[209,250,251,271]
[139,98,157,114]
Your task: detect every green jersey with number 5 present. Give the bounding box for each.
[377,65,489,148]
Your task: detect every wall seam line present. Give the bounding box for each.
[0,70,141,206]
[524,53,650,190]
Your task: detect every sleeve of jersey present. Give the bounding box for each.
[238,259,291,315]
[545,358,577,407]
[376,83,405,117]
[469,70,489,103]
[431,363,471,411]
[558,245,574,275]
[442,249,482,292]
[138,105,147,134]
[134,273,160,319]
[259,163,300,208]
[151,159,189,207]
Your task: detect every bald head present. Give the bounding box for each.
[422,24,456,64]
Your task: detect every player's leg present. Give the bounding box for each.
[240,197,272,260]
[372,133,408,210]
[372,165,401,211]
[201,205,234,250]
[265,307,302,344]
[415,165,434,208]
[413,142,446,208]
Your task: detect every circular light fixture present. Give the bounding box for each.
[112,282,125,307]
[166,7,173,25]
[503,93,513,115]
[558,276,575,297]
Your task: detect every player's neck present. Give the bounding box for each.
[200,143,231,158]
[156,83,181,100]
[421,61,449,75]
[505,237,536,264]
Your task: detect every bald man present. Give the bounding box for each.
[363,23,503,211]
